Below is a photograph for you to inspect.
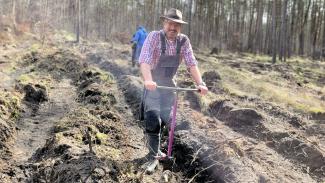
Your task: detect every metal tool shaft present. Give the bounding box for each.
[156,85,198,158]
[157,85,198,92]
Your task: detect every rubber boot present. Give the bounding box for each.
[145,133,160,174]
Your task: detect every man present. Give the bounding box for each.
[131,26,147,67]
[139,8,208,173]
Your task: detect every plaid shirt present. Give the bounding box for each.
[139,30,197,69]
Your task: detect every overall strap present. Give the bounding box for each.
[160,32,167,55]
[176,37,187,54]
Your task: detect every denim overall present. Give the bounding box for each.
[144,32,186,161]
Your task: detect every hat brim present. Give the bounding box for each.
[160,16,188,24]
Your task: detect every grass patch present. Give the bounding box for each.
[242,53,272,63]
[54,30,76,42]
[29,43,42,52]
[89,66,115,83]
[95,132,108,144]
[96,146,121,160]
[0,61,17,74]
[16,70,53,88]
[198,53,325,114]
[55,108,99,132]
[17,72,36,84]
[0,91,22,119]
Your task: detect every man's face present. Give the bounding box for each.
[163,19,181,40]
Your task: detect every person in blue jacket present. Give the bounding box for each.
[131,26,147,67]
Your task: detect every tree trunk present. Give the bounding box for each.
[264,0,272,54]
[323,0,325,58]
[76,0,80,43]
[298,0,311,56]
[247,0,255,52]
[272,0,277,63]
[188,0,193,38]
[279,0,288,62]
[12,0,16,32]
[288,0,296,57]
[310,1,317,59]
[239,1,246,52]
[254,0,264,54]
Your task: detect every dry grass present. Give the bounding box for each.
[241,52,272,63]
[0,90,22,119]
[89,66,115,84]
[198,52,325,114]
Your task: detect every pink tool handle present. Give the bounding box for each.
[167,95,178,157]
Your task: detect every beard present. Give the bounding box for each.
[166,30,178,39]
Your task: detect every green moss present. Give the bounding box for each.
[55,132,64,141]
[243,53,272,63]
[60,30,76,41]
[96,146,121,159]
[1,62,17,74]
[0,92,22,120]
[0,98,9,108]
[89,67,115,83]
[30,43,42,52]
[96,132,108,141]
[10,108,20,119]
[74,133,84,142]
[100,73,114,83]
[308,107,325,114]
[18,73,35,84]
[11,96,20,106]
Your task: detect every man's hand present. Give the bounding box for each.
[144,80,157,90]
[197,85,208,95]
[189,66,208,95]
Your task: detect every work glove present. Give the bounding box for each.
[132,43,137,49]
